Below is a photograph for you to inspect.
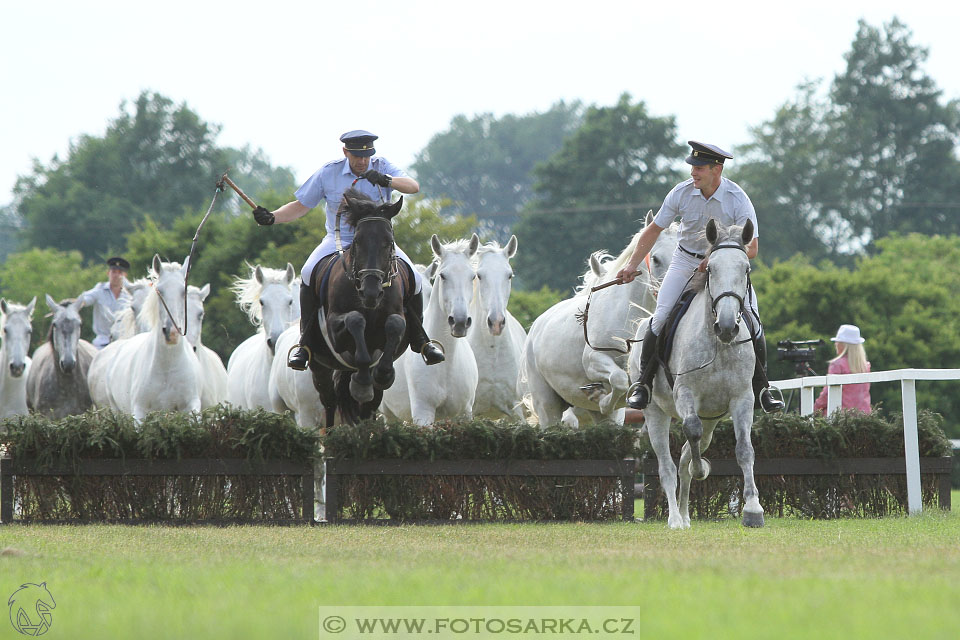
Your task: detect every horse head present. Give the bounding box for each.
[342,188,403,310]
[0,297,35,378]
[704,218,754,343]
[45,294,84,373]
[185,283,210,351]
[431,233,479,338]
[235,263,297,355]
[474,235,517,336]
[145,254,188,345]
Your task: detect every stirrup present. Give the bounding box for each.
[625,380,651,410]
[286,343,312,371]
[419,339,445,364]
[760,385,784,413]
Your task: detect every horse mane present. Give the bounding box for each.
[231,264,291,326]
[689,222,748,292]
[340,188,378,227]
[139,260,182,330]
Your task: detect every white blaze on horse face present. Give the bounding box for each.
[708,246,750,343]
[1,298,34,377]
[475,249,514,337]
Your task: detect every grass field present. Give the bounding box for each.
[2,496,959,640]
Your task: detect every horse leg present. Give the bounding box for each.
[581,350,629,416]
[373,314,406,390]
[310,365,338,429]
[339,311,375,404]
[732,399,764,527]
[644,403,683,529]
[523,352,568,427]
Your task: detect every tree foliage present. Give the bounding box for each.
[411,101,582,223]
[11,91,294,261]
[736,18,960,264]
[513,94,684,291]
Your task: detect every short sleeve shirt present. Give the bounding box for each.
[78,282,128,344]
[294,156,408,246]
[652,177,759,255]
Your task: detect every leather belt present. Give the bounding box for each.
[678,244,706,260]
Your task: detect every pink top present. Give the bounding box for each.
[813,356,872,414]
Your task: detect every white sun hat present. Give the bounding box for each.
[831,324,865,344]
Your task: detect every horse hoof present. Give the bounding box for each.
[742,510,765,528]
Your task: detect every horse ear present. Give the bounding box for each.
[26,296,37,316]
[152,254,162,275]
[426,261,439,280]
[285,263,296,285]
[468,233,480,258]
[0,299,6,315]
[198,283,211,300]
[645,209,654,227]
[45,293,59,312]
[589,253,603,277]
[385,196,403,219]
[70,296,85,313]
[741,219,755,245]
[705,218,719,245]
[504,235,518,259]
[430,234,444,259]
[254,266,264,285]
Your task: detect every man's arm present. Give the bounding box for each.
[616,221,665,283]
[390,176,419,195]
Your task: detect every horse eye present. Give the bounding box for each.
[477,274,483,281]
[439,273,447,281]
[259,300,264,306]
[508,273,514,280]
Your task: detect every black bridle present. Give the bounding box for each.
[347,216,399,294]
[704,242,752,325]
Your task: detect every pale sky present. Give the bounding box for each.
[2,1,957,208]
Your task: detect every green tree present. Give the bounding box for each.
[411,101,582,223]
[733,81,851,263]
[12,91,293,260]
[513,93,684,291]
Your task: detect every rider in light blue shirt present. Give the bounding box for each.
[78,256,131,348]
[249,130,444,371]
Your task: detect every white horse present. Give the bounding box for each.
[183,283,228,408]
[632,220,763,529]
[88,255,202,423]
[468,236,527,419]
[26,295,97,418]
[227,263,297,410]
[268,324,327,428]
[0,297,35,418]
[519,213,678,426]
[109,277,151,341]
[380,234,480,426]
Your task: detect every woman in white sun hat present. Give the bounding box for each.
[814,324,872,414]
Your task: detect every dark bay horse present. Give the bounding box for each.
[307,189,412,426]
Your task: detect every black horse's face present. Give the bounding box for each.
[347,196,404,310]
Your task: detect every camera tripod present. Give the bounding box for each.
[783,361,819,413]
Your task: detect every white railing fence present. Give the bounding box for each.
[768,368,960,515]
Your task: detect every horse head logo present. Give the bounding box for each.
[8,582,56,636]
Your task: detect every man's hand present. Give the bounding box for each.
[617,265,640,283]
[252,205,275,226]
[361,169,392,188]
[697,257,709,272]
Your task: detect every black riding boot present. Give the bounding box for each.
[626,325,660,410]
[287,278,319,371]
[752,336,784,413]
[405,291,444,365]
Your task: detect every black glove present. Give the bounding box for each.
[361,169,392,188]
[252,205,275,226]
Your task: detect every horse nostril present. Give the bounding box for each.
[448,315,455,326]
[466,317,472,328]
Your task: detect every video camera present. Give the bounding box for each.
[776,338,825,377]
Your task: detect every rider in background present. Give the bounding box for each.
[249,130,444,370]
[78,256,131,349]
[616,140,783,413]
